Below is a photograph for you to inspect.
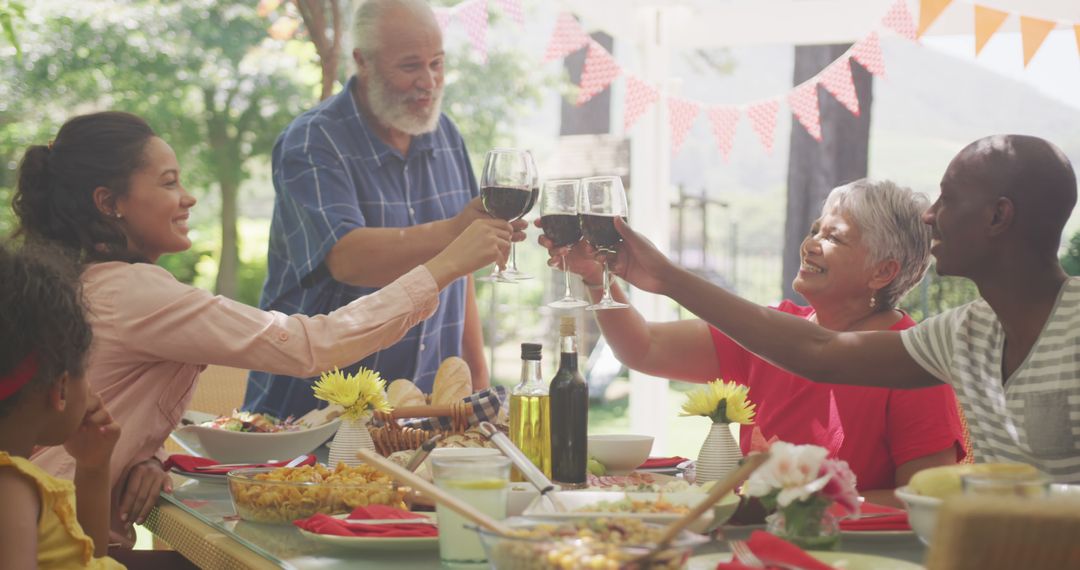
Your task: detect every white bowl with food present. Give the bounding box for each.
[522,490,715,533]
[588,434,654,475]
[173,412,341,464]
[893,485,939,545]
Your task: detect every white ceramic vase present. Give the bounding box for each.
[695,422,744,484]
[328,414,376,468]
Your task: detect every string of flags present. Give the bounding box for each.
[432,0,1080,158]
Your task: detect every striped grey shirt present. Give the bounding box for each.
[901,277,1080,483]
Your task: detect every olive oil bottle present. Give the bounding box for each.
[509,342,551,481]
[549,317,588,488]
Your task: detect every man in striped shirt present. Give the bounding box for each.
[608,135,1080,482]
[244,0,524,418]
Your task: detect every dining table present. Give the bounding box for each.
[143,473,929,569]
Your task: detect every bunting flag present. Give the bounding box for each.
[576,39,621,105]
[1020,16,1057,66]
[433,9,453,33]
[818,59,860,116]
[746,100,781,153]
[788,82,823,141]
[668,97,701,155]
[918,0,954,38]
[850,32,887,77]
[456,0,489,63]
[882,0,918,41]
[974,5,1009,55]
[495,0,525,26]
[544,12,590,62]
[706,107,740,161]
[623,75,660,132]
[1075,24,1080,55]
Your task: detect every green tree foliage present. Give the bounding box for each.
[0,0,24,56]
[899,266,981,322]
[1,0,315,297]
[1061,230,1080,276]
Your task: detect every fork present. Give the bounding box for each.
[729,540,766,568]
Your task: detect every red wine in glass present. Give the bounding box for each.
[580,214,625,252]
[540,214,583,248]
[482,186,532,221]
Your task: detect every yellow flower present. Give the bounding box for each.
[313,367,391,421]
[680,379,756,425]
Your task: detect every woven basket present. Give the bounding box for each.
[368,402,472,457]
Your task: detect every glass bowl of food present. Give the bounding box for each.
[476,517,709,570]
[227,463,404,524]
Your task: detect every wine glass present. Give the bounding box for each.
[579,175,629,310]
[479,148,532,283]
[501,151,539,281]
[540,179,588,309]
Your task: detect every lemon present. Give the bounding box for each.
[443,478,508,490]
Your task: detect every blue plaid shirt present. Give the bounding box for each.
[243,77,478,418]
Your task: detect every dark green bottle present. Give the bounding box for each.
[549,316,588,488]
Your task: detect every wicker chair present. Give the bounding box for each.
[163,365,248,454]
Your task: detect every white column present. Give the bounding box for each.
[627,5,675,454]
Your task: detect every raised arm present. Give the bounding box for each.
[608,218,941,390]
[109,219,511,377]
[537,226,719,382]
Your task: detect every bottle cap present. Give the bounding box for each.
[559,316,575,336]
[520,342,542,360]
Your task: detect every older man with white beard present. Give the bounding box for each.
[244,0,524,418]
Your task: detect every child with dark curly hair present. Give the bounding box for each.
[0,244,123,569]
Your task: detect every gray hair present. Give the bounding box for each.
[351,0,436,57]
[822,179,932,309]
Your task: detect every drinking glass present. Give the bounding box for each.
[479,149,532,283]
[432,455,511,567]
[539,179,587,309]
[961,471,1051,498]
[501,151,539,281]
[579,175,629,310]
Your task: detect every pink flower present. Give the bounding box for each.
[818,458,859,514]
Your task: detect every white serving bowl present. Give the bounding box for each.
[588,434,654,475]
[894,485,940,545]
[507,482,565,517]
[523,490,715,533]
[172,419,341,464]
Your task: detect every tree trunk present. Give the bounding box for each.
[782,45,873,303]
[295,0,342,101]
[205,98,242,299]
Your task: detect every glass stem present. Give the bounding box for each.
[510,242,518,270]
[600,259,614,304]
[560,254,573,299]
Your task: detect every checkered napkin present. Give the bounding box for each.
[400,386,507,431]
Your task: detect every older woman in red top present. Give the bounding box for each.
[538,179,965,507]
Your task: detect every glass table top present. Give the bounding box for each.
[161,475,927,569]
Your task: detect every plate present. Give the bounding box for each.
[296,513,439,551]
[689,551,923,570]
[522,490,716,534]
[172,469,229,484]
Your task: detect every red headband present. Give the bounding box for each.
[0,352,39,401]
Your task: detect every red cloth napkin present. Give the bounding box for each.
[163,454,317,475]
[638,456,689,469]
[831,501,911,532]
[293,504,438,538]
[714,531,835,570]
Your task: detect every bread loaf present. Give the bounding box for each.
[387,379,427,408]
[431,357,472,405]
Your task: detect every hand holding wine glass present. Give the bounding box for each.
[427,218,513,288]
[579,175,629,310]
[539,179,588,308]
[479,149,533,283]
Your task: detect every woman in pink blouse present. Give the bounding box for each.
[13,111,515,545]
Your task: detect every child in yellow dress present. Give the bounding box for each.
[0,244,124,569]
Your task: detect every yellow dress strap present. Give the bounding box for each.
[0,452,104,567]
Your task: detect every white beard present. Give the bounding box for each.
[366,74,443,136]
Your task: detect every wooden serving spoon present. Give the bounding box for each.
[633,452,771,565]
[355,448,512,535]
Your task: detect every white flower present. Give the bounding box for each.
[745,442,832,507]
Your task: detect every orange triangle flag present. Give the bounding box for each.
[1020,16,1057,66]
[1074,24,1080,56]
[974,5,1009,55]
[918,0,953,38]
